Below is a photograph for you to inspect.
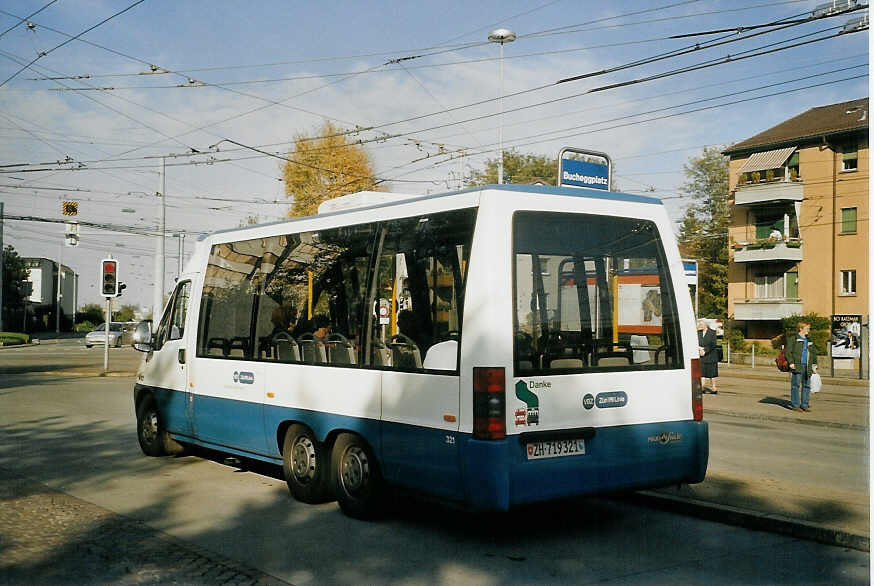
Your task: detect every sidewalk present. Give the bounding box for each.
[640,363,870,551]
[0,468,287,585]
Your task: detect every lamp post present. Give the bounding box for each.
[152,157,166,324]
[488,28,516,185]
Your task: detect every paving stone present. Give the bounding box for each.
[0,469,289,586]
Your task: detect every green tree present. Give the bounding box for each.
[677,146,730,318]
[2,245,30,330]
[77,303,104,324]
[283,121,380,217]
[466,151,557,186]
[114,304,138,322]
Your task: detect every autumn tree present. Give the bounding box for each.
[677,146,730,317]
[283,121,380,217]
[466,151,558,186]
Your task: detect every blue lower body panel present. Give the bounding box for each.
[461,420,709,511]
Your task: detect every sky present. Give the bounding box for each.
[0,0,869,313]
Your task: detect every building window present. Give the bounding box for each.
[840,270,857,295]
[787,152,800,180]
[842,145,858,172]
[841,207,857,234]
[754,273,784,299]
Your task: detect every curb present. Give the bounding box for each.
[719,366,868,387]
[625,490,870,552]
[706,408,868,431]
[1,369,137,378]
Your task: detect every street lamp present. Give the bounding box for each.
[153,157,165,325]
[488,28,516,185]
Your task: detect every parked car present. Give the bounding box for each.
[84,322,134,348]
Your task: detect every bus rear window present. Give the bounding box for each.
[513,211,683,375]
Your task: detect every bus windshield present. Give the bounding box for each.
[513,211,683,375]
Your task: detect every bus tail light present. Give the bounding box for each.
[691,358,703,421]
[473,367,506,440]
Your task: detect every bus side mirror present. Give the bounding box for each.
[132,320,154,352]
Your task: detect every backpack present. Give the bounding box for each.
[775,348,790,372]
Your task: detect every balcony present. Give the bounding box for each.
[734,298,803,321]
[732,239,803,263]
[735,180,804,206]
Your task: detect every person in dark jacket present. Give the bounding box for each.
[697,319,719,394]
[786,321,818,412]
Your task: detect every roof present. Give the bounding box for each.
[724,98,868,155]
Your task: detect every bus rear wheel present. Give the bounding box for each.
[283,425,332,503]
[332,433,383,519]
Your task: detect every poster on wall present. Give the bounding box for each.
[831,314,861,358]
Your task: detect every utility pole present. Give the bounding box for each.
[55,242,62,333]
[0,201,4,332]
[152,158,166,324]
[177,232,184,278]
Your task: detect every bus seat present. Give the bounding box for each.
[273,333,300,362]
[630,335,651,363]
[228,337,249,358]
[594,351,632,367]
[326,334,356,365]
[549,358,583,369]
[371,344,391,367]
[298,335,327,364]
[207,337,227,357]
[388,334,421,370]
[422,340,457,370]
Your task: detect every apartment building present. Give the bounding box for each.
[724,97,868,341]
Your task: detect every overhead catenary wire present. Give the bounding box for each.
[376,71,867,184]
[0,0,58,41]
[0,0,146,88]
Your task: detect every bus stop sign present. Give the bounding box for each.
[558,147,612,191]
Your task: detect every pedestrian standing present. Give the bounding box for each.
[697,319,719,394]
[786,321,818,412]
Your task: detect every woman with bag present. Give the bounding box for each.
[697,319,720,394]
[786,321,818,412]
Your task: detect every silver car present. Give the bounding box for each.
[84,322,134,348]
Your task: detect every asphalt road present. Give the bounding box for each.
[0,343,869,584]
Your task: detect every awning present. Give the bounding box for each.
[738,146,796,174]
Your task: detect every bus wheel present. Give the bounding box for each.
[332,433,383,519]
[283,425,332,503]
[136,396,167,457]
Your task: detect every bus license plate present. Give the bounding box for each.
[526,439,586,460]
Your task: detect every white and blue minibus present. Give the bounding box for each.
[132,184,708,519]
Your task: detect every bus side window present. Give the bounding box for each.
[197,242,257,359]
[372,209,475,372]
[168,282,190,341]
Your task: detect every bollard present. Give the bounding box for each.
[752,344,756,368]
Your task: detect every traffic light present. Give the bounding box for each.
[101,259,118,297]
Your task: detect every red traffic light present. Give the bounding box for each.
[101,259,118,296]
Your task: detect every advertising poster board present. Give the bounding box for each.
[831,314,861,358]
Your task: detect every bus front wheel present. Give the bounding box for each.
[136,396,167,457]
[332,433,383,519]
[283,424,332,503]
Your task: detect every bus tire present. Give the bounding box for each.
[332,433,383,520]
[136,395,167,457]
[283,424,332,503]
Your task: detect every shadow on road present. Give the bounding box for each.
[0,399,867,584]
[759,396,795,410]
